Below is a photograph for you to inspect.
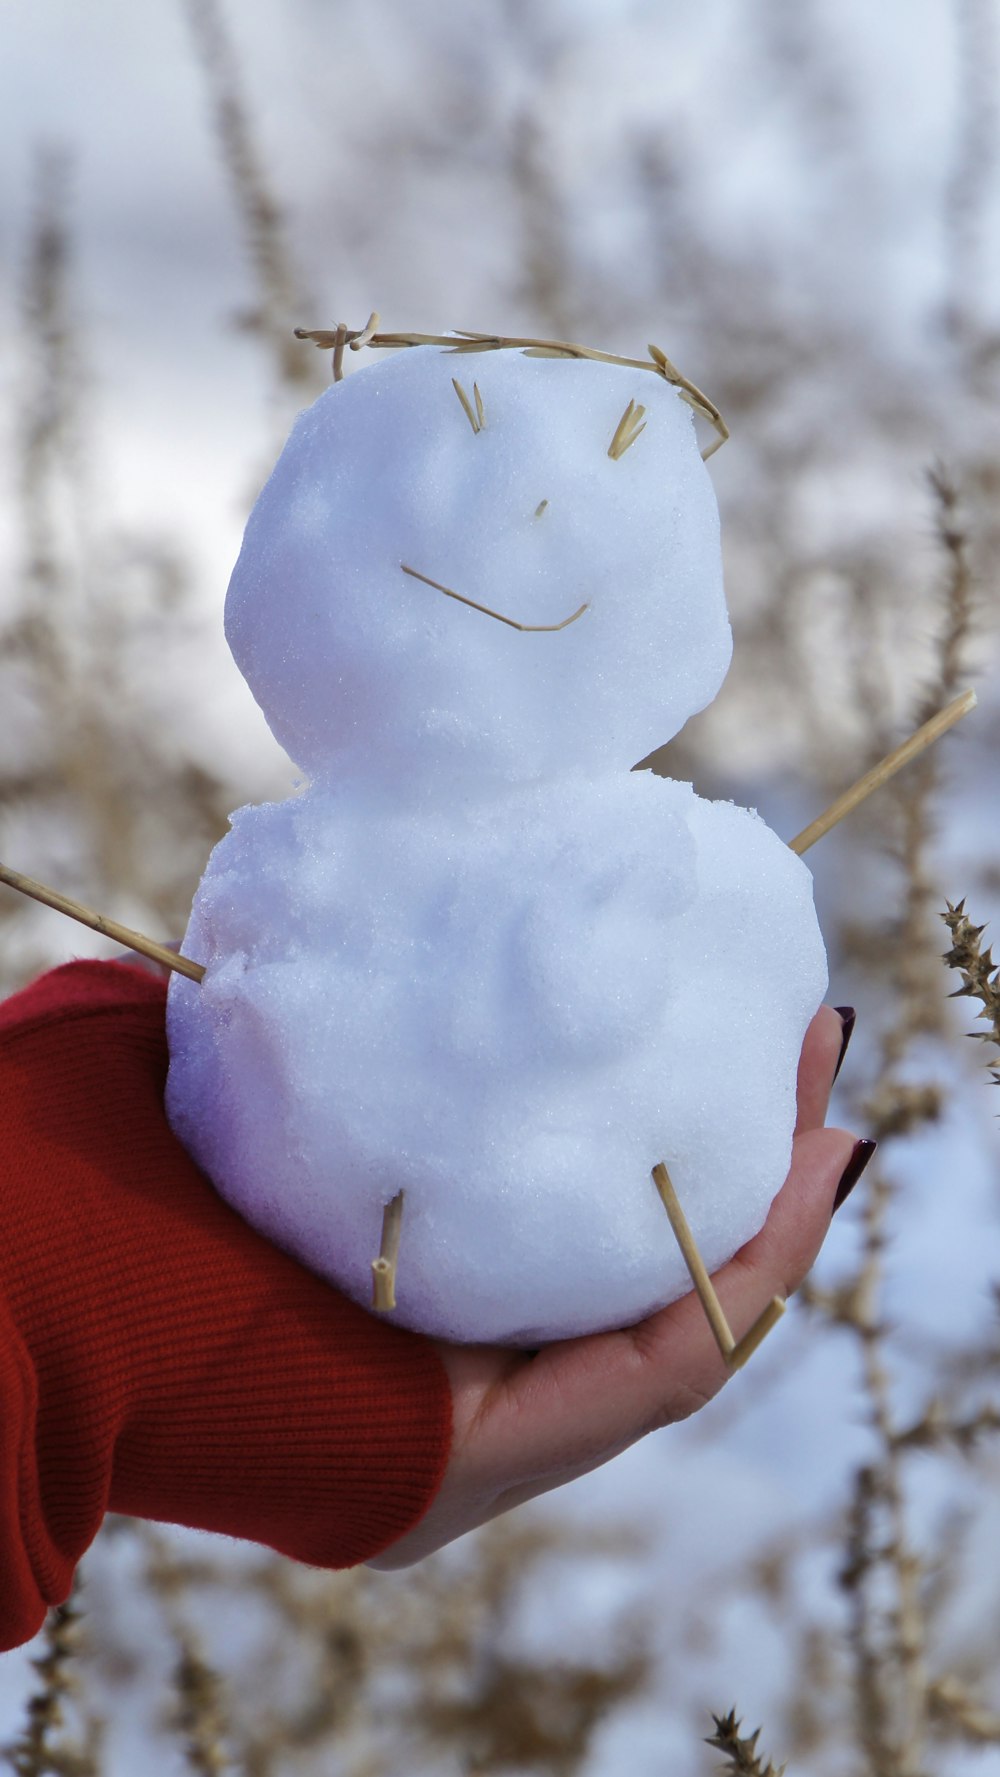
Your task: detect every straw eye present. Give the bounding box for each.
[452,378,485,434]
[607,400,647,460]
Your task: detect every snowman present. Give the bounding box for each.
[165,335,827,1346]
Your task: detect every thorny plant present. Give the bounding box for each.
[91,1516,646,1777]
[0,151,235,996]
[705,1709,786,1777]
[4,3,1000,1775]
[0,1583,101,1777]
[182,0,321,398]
[762,466,1000,1776]
[941,898,1000,1085]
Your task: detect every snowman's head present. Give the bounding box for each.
[225,343,732,791]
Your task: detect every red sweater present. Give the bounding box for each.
[0,961,452,1652]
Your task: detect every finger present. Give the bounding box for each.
[372,1124,861,1565]
[490,1123,857,1491]
[794,1004,847,1136]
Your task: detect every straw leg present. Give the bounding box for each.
[372,1190,405,1312]
[652,1164,785,1369]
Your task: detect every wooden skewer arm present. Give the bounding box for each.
[789,688,976,856]
[0,696,977,983]
[654,686,976,1365]
[0,861,206,983]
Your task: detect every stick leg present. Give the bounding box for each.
[372,1190,405,1312]
[652,1164,785,1369]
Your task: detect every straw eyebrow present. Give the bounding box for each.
[400,563,587,632]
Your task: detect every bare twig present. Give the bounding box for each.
[141,1526,232,1776]
[941,898,1000,1082]
[807,476,983,1774]
[928,1674,1000,1743]
[706,1707,786,1775]
[183,0,315,390]
[4,1583,98,1777]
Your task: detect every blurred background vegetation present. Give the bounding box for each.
[2,1,1000,1771]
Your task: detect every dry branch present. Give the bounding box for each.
[706,1708,786,1775]
[941,898,1000,1082]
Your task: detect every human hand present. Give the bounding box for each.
[368,1004,865,1568]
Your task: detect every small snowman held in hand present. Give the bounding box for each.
[165,325,827,1347]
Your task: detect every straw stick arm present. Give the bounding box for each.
[0,861,205,983]
[789,689,976,856]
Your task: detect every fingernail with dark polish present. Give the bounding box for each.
[833,1138,876,1212]
[833,1006,856,1082]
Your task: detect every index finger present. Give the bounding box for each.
[794,1004,847,1136]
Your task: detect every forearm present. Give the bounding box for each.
[0,961,452,1651]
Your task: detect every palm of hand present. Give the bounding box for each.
[369,1005,856,1568]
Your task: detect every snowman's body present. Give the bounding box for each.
[166,347,827,1344]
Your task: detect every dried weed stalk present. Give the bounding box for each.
[140,1526,234,1775]
[1,1585,100,1777]
[0,150,233,996]
[942,0,998,345]
[170,1647,231,1777]
[796,467,1000,1773]
[941,898,1000,1083]
[84,1515,648,1777]
[182,0,319,393]
[706,1708,786,1776]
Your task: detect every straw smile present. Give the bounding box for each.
[400,563,589,633]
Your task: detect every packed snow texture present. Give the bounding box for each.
[224,348,733,788]
[166,775,827,1344]
[166,345,827,1344]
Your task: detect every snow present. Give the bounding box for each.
[166,345,826,1344]
[223,346,732,789]
[166,772,825,1342]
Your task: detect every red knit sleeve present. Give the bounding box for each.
[0,960,452,1652]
